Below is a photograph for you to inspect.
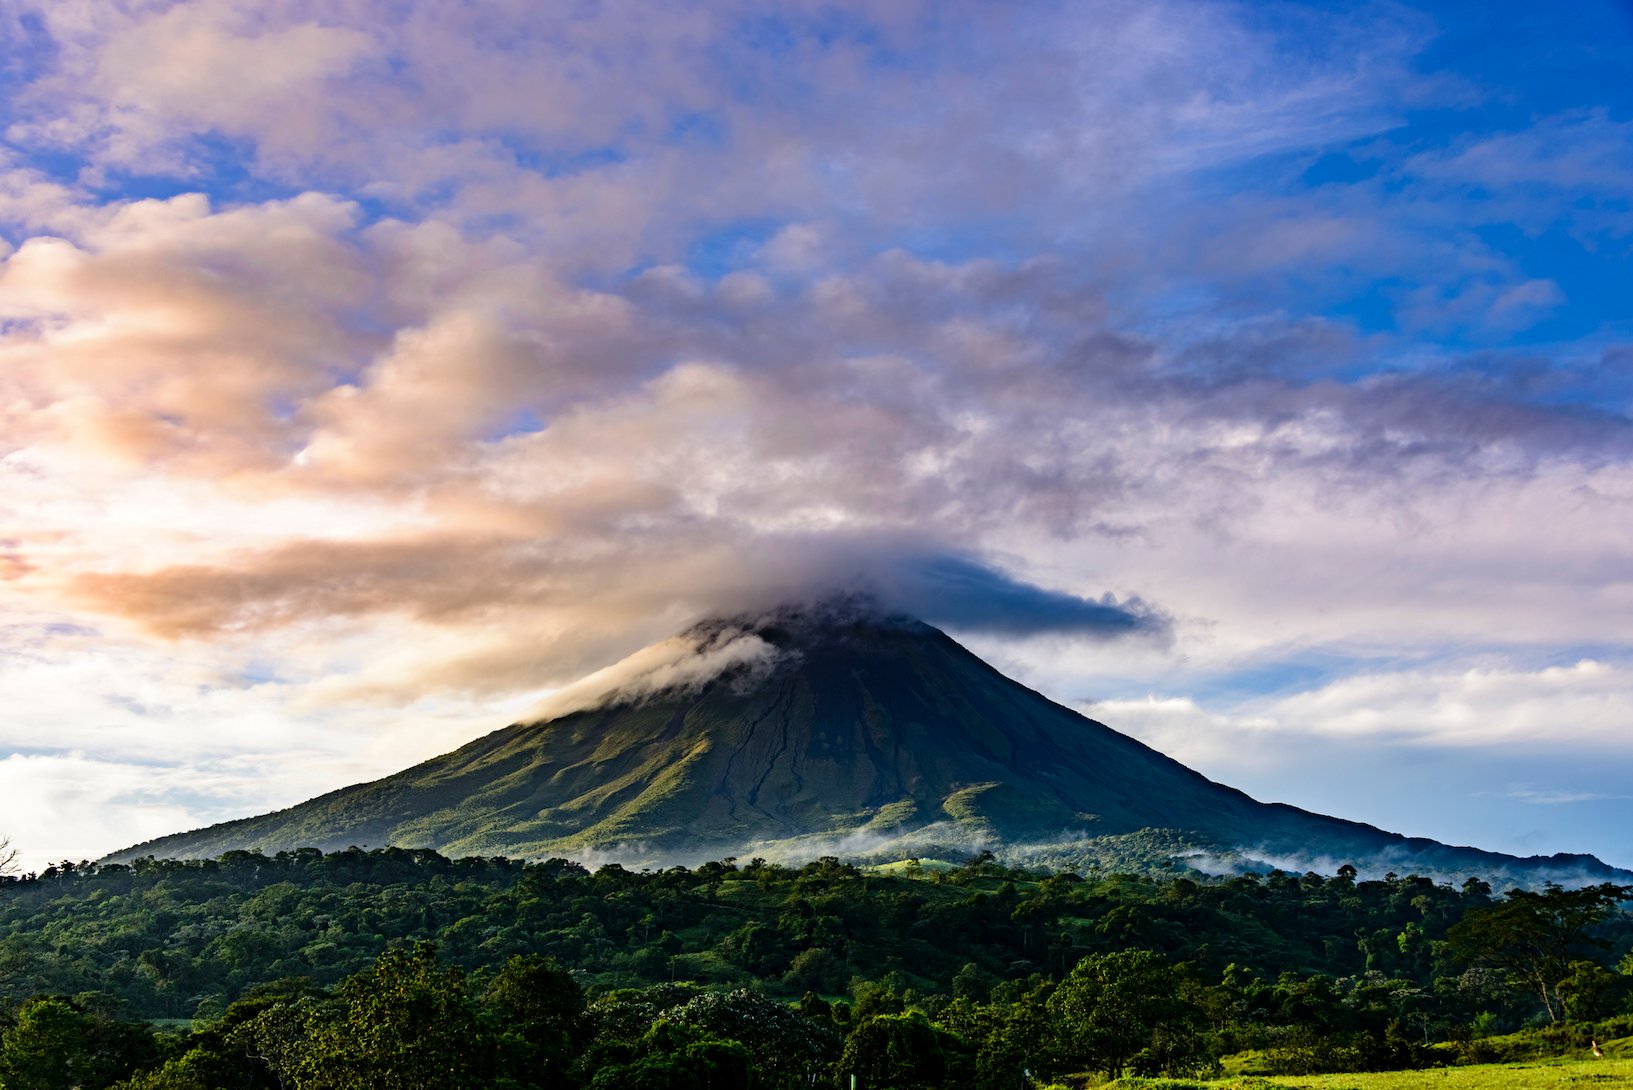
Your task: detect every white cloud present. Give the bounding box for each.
[1505,787,1633,806]
[0,603,536,870]
[1078,659,1633,868]
[524,629,788,722]
[0,0,1628,873]
[1265,660,1633,748]
[1091,659,1633,765]
[0,753,207,871]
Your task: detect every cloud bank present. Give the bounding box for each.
[0,0,1629,869]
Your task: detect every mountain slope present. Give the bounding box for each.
[110,601,1631,885]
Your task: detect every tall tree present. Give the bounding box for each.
[0,996,158,1090]
[483,954,585,1088]
[659,989,839,1088]
[293,942,497,1089]
[837,1012,968,1090]
[1049,949,1207,1079]
[1446,882,1632,1022]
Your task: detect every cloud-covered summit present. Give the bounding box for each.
[522,569,1167,723]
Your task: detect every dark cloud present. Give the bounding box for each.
[867,553,1169,640]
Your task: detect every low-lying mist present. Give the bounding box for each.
[545,822,1631,891]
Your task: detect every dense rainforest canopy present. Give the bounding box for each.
[1,847,1630,1088]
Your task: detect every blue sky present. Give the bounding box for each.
[0,0,1630,873]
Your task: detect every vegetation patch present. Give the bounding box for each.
[0,850,1629,1087]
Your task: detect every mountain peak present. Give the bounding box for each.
[528,593,928,724]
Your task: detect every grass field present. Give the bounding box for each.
[1099,1056,1633,1089]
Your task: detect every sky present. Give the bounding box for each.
[1,0,1631,875]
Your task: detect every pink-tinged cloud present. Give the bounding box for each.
[0,0,1630,868]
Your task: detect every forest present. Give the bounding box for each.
[0,846,1630,1088]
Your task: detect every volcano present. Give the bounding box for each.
[112,598,1630,885]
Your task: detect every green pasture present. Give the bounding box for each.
[1098,1055,1633,1089]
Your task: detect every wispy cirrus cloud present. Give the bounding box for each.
[1505,788,1633,806]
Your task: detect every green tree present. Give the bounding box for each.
[293,942,496,1089]
[716,920,788,976]
[1556,959,1628,1022]
[121,988,316,1090]
[783,946,847,993]
[934,983,1057,1090]
[660,988,839,1088]
[837,1011,968,1090]
[110,1048,216,1090]
[1447,883,1632,1022]
[1048,949,1206,1079]
[225,991,329,1088]
[0,995,158,1090]
[484,953,585,1086]
[588,1021,753,1090]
